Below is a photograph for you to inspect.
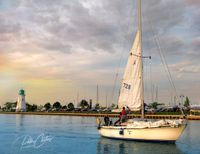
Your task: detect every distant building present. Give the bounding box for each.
[16,89,26,112]
[190,105,200,110]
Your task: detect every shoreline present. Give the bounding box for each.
[0,112,200,120]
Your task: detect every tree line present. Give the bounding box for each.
[1,96,191,112]
[1,99,104,112]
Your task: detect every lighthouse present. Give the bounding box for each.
[16,89,26,112]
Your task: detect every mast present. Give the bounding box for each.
[77,91,79,108]
[138,0,145,118]
[96,84,99,105]
[105,91,108,108]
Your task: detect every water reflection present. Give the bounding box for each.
[16,114,25,130]
[177,121,200,154]
[97,137,184,154]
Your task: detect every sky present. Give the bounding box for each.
[0,0,199,107]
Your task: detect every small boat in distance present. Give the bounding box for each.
[97,0,186,142]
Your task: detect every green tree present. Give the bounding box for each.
[4,102,17,111]
[150,102,163,110]
[44,102,51,110]
[67,102,74,110]
[37,105,44,111]
[95,103,100,109]
[4,102,12,110]
[62,105,67,109]
[4,103,10,111]
[31,104,37,111]
[26,103,32,112]
[53,101,62,109]
[80,99,89,109]
[184,96,190,107]
[26,103,37,112]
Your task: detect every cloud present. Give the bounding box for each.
[0,0,200,104]
[187,0,200,6]
[0,53,9,68]
[170,61,200,74]
[143,0,187,33]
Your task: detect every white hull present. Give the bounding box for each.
[99,124,186,142]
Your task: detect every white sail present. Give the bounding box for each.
[118,30,143,111]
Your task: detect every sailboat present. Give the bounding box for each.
[97,0,186,142]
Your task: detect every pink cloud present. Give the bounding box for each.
[0,34,13,42]
[0,54,9,68]
[187,0,200,6]
[192,38,200,46]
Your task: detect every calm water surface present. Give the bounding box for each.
[0,114,199,154]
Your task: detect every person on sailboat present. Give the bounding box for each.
[120,106,131,123]
[125,106,131,114]
[114,112,122,126]
[121,107,127,123]
[104,115,110,126]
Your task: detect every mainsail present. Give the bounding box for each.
[118,30,143,111]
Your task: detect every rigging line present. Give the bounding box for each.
[110,71,119,105]
[142,52,150,103]
[144,57,150,103]
[110,32,127,105]
[155,35,179,98]
[147,33,153,104]
[141,0,154,105]
[143,44,153,104]
[147,58,152,103]
[145,23,179,107]
[149,57,153,103]
[156,36,178,101]
[147,18,179,103]
[140,13,153,104]
[142,23,153,104]
[141,17,154,104]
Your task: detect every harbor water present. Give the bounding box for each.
[0,114,199,154]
